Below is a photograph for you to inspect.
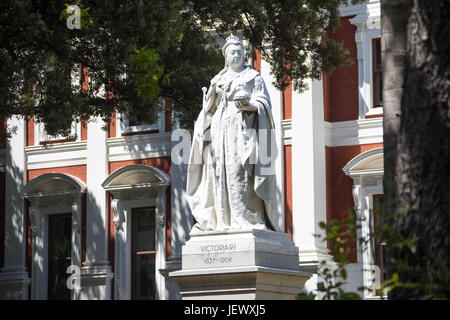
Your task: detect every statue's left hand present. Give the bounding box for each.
[235,99,257,112]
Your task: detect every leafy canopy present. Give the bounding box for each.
[0,0,364,135]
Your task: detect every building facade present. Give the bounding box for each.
[0,1,384,300]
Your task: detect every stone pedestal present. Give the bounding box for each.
[0,269,31,300]
[169,229,311,300]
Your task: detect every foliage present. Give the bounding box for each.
[1,0,366,136]
[297,210,362,300]
[381,0,450,299]
[0,0,220,136]
[192,0,365,92]
[298,201,450,300]
[376,202,450,299]
[59,3,95,30]
[131,47,168,101]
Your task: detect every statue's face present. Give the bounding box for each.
[225,44,244,70]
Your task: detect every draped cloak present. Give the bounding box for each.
[186,66,280,232]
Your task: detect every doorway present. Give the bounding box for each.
[48,214,72,300]
[131,207,156,300]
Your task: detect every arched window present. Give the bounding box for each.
[22,173,86,300]
[343,147,384,299]
[102,164,170,300]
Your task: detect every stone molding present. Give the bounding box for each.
[101,164,170,300]
[170,229,311,300]
[21,172,86,300]
[343,147,384,298]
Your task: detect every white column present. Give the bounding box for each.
[169,124,192,260]
[71,197,83,267]
[84,117,108,265]
[168,124,193,300]
[29,206,46,300]
[291,79,331,268]
[79,117,113,300]
[2,117,26,270]
[156,191,167,300]
[0,117,30,299]
[112,198,126,299]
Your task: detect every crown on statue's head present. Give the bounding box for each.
[222,33,243,56]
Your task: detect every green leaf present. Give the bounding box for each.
[296,292,316,300]
[339,292,362,300]
[340,268,347,280]
[317,282,326,292]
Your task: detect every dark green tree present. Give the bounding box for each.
[0,0,362,136]
[192,0,362,92]
[381,0,450,299]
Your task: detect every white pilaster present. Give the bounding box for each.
[169,124,192,261]
[0,116,30,299]
[84,118,108,265]
[79,117,113,300]
[291,79,331,269]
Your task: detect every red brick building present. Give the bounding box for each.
[0,1,384,300]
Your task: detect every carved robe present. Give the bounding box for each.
[186,66,279,232]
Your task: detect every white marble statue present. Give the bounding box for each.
[186,34,279,232]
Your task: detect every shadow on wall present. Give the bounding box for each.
[0,168,6,271]
[84,188,104,263]
[2,121,26,270]
[170,158,192,255]
[114,121,193,254]
[0,118,111,300]
[0,120,30,299]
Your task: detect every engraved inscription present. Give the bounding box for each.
[197,242,237,266]
[200,243,237,253]
[203,256,232,265]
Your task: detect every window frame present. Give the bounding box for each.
[349,11,382,119]
[372,38,383,109]
[35,121,81,145]
[117,99,165,136]
[130,206,156,300]
[34,63,83,144]
[371,193,386,295]
[47,213,72,300]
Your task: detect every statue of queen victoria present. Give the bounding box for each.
[186,34,279,233]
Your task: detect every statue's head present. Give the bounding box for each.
[222,34,244,70]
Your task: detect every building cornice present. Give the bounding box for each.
[325,118,383,147]
[281,119,292,146]
[25,141,87,170]
[107,132,172,162]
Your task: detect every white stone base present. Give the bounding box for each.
[172,266,310,300]
[78,263,114,300]
[170,229,311,300]
[0,269,31,300]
